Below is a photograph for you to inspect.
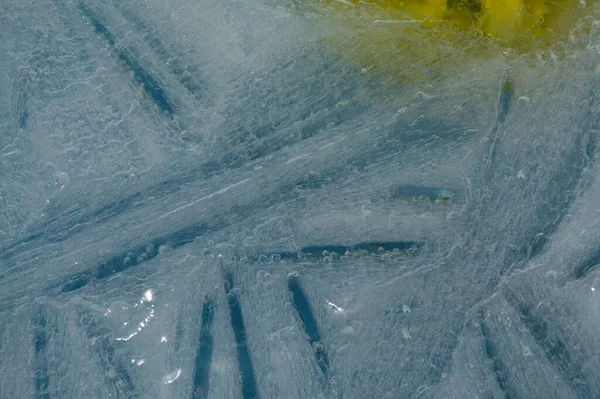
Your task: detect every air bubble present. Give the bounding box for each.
[312,342,324,354]
[258,254,269,264]
[415,91,429,101]
[257,270,274,286]
[158,245,170,254]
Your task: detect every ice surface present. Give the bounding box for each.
[2,0,600,398]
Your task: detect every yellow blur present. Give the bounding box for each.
[321,0,591,45]
[309,0,598,88]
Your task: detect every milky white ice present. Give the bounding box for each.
[1,0,600,398]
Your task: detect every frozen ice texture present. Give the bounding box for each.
[2,0,600,398]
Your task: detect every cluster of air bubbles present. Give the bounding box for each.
[114,290,155,342]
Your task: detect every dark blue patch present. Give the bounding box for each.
[33,308,51,399]
[497,72,513,126]
[223,272,258,399]
[15,85,29,129]
[167,223,210,249]
[354,241,420,254]
[235,241,421,265]
[88,222,207,278]
[18,106,29,129]
[299,241,421,261]
[572,249,600,280]
[93,192,141,223]
[78,4,115,46]
[59,272,92,293]
[0,232,44,262]
[510,300,596,397]
[117,50,174,115]
[173,316,184,353]
[60,223,209,292]
[79,4,174,115]
[191,297,215,399]
[247,251,299,263]
[478,311,515,398]
[287,274,329,375]
[525,234,549,261]
[299,246,347,259]
[392,185,452,201]
[109,3,206,102]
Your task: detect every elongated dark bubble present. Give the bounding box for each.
[12,71,30,129]
[572,249,600,280]
[17,103,28,129]
[117,50,174,115]
[32,307,51,399]
[478,311,515,398]
[298,241,421,261]
[191,297,216,399]
[60,271,93,293]
[287,273,329,375]
[223,272,259,399]
[107,1,207,102]
[236,241,422,264]
[507,299,596,398]
[60,223,209,293]
[392,185,454,201]
[354,241,421,254]
[298,246,347,259]
[483,69,514,176]
[78,3,174,116]
[78,4,115,46]
[496,69,514,126]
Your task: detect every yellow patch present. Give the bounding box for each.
[319,0,590,45]
[307,0,597,95]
